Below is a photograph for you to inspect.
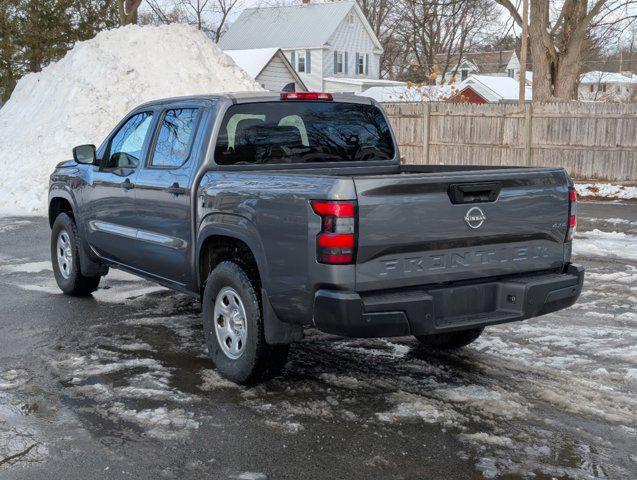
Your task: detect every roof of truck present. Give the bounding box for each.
[136,92,374,108]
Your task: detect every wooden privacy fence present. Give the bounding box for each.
[383,102,637,182]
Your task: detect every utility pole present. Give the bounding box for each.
[518,0,529,104]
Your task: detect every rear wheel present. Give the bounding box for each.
[51,213,101,296]
[202,261,289,385]
[414,327,484,350]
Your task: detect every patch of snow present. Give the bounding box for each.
[318,373,361,389]
[458,432,514,448]
[0,24,262,217]
[573,230,637,261]
[107,403,199,440]
[0,261,51,273]
[0,219,33,233]
[376,391,462,425]
[199,369,240,391]
[575,183,637,200]
[264,419,304,434]
[0,369,29,390]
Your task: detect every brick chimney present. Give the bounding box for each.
[302,0,310,4]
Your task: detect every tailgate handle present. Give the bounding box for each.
[448,182,501,204]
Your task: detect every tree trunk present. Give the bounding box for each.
[529,0,555,101]
[118,0,141,25]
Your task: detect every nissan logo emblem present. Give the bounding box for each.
[465,207,486,229]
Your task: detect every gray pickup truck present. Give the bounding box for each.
[49,92,584,384]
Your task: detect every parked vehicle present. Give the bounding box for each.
[49,92,584,384]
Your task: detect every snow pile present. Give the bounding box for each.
[575,183,637,200]
[0,24,262,216]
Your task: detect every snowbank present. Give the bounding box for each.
[575,183,637,200]
[0,24,262,216]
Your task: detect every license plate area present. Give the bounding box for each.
[430,283,501,327]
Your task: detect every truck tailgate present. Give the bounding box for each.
[354,168,570,291]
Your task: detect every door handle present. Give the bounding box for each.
[122,178,135,190]
[166,182,186,196]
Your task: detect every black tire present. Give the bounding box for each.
[415,327,484,350]
[51,213,101,296]
[202,260,289,385]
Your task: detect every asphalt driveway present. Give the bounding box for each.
[0,201,635,479]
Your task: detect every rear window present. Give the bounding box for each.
[214,102,395,165]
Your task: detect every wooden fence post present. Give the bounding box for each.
[524,103,533,166]
[422,102,430,164]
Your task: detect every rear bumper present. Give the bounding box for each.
[313,264,584,338]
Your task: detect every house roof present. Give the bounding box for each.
[224,48,307,90]
[358,84,454,102]
[324,77,404,87]
[434,50,516,73]
[580,71,637,84]
[219,1,382,51]
[224,48,280,78]
[458,74,532,102]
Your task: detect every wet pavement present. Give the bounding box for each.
[0,201,635,479]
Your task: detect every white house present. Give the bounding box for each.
[578,71,636,102]
[219,1,396,93]
[224,48,307,92]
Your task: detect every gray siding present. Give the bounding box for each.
[324,10,380,82]
[283,48,324,91]
[256,54,300,92]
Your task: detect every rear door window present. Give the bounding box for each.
[214,102,395,165]
[149,108,199,168]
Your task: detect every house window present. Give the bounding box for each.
[357,53,364,75]
[461,69,468,81]
[336,52,343,73]
[507,69,514,78]
[298,54,305,73]
[590,84,594,93]
[347,12,354,25]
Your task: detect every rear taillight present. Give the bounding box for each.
[311,200,357,264]
[281,92,333,101]
[566,188,577,242]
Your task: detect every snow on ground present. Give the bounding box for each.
[573,229,637,261]
[1,215,635,476]
[0,24,262,217]
[576,182,637,200]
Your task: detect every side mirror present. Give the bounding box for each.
[73,144,96,165]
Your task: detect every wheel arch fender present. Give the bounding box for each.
[196,213,271,293]
[196,213,302,344]
[48,186,78,228]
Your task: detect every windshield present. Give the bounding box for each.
[214,101,395,165]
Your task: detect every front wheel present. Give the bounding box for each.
[202,261,289,385]
[414,327,484,350]
[51,213,101,296]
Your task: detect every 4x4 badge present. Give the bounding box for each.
[465,206,486,229]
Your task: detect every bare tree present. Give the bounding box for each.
[494,0,637,101]
[140,0,240,41]
[210,0,240,42]
[394,0,498,83]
